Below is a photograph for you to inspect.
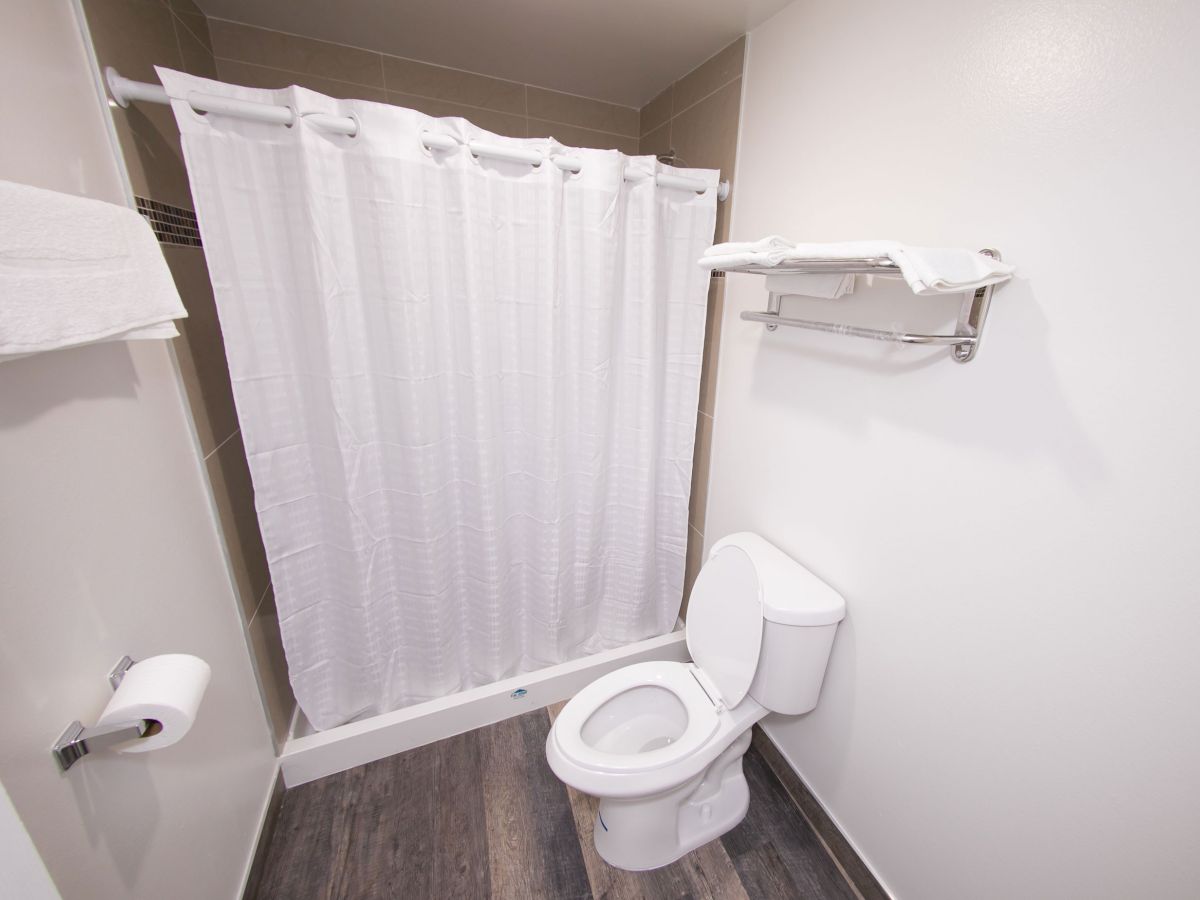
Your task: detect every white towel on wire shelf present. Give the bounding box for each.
[701,238,1014,296]
[0,180,187,361]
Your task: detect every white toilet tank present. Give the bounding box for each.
[706,533,846,716]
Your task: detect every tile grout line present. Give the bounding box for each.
[667,84,674,155]
[202,427,238,461]
[170,8,211,55]
[167,7,188,76]
[207,18,641,111]
[662,36,745,101]
[668,73,742,123]
[248,580,273,624]
[638,71,740,141]
[640,84,674,141]
[213,56,639,140]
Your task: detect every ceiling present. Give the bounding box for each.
[194,0,792,108]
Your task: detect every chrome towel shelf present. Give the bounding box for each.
[726,249,1001,363]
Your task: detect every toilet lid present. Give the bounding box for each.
[685,544,763,707]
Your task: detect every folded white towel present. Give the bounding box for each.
[703,235,800,266]
[701,238,1014,296]
[764,272,856,299]
[0,180,187,360]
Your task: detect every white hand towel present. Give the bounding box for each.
[702,235,798,266]
[701,238,1014,296]
[764,272,856,299]
[0,180,187,360]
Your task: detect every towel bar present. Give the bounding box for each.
[732,249,1001,363]
[740,309,977,347]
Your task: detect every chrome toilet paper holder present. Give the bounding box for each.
[52,656,154,772]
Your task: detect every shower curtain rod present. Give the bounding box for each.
[105,68,730,201]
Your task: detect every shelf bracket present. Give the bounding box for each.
[950,249,1000,363]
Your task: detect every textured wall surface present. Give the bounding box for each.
[708,1,1200,897]
[0,2,277,897]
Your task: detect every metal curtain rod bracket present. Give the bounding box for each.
[52,656,154,772]
[733,249,1001,363]
[104,68,729,201]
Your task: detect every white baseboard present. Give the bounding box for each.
[280,629,691,787]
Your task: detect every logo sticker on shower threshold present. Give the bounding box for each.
[510,688,528,699]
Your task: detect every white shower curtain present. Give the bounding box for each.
[160,69,718,730]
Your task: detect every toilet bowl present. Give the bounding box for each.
[546,532,846,871]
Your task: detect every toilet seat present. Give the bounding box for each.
[548,544,775,800]
[547,660,767,800]
[551,661,720,775]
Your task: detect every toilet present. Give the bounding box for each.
[545,532,846,871]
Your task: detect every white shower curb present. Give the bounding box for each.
[279,628,690,787]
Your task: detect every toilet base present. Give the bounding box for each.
[593,729,753,871]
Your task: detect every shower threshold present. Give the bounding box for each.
[278,625,688,787]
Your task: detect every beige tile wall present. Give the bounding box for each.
[207,20,641,152]
[80,0,294,749]
[639,38,746,612]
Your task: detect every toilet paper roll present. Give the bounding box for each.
[96,654,211,753]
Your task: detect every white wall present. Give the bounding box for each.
[0,2,277,898]
[710,1,1200,897]
[0,782,60,900]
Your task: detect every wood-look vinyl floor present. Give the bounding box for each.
[251,706,861,900]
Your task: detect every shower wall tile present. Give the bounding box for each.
[526,87,640,137]
[85,0,177,55]
[207,21,639,151]
[388,91,528,138]
[206,431,271,621]
[640,85,673,137]
[673,37,746,115]
[167,0,212,52]
[177,22,218,79]
[382,56,525,114]
[526,119,639,154]
[162,246,239,455]
[683,524,705,617]
[166,0,204,13]
[82,0,194,210]
[689,411,714,534]
[639,39,745,613]
[247,591,294,749]
[639,122,672,160]
[209,20,384,88]
[672,79,742,245]
[699,278,725,417]
[637,44,743,242]
[119,102,196,210]
[216,59,388,103]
